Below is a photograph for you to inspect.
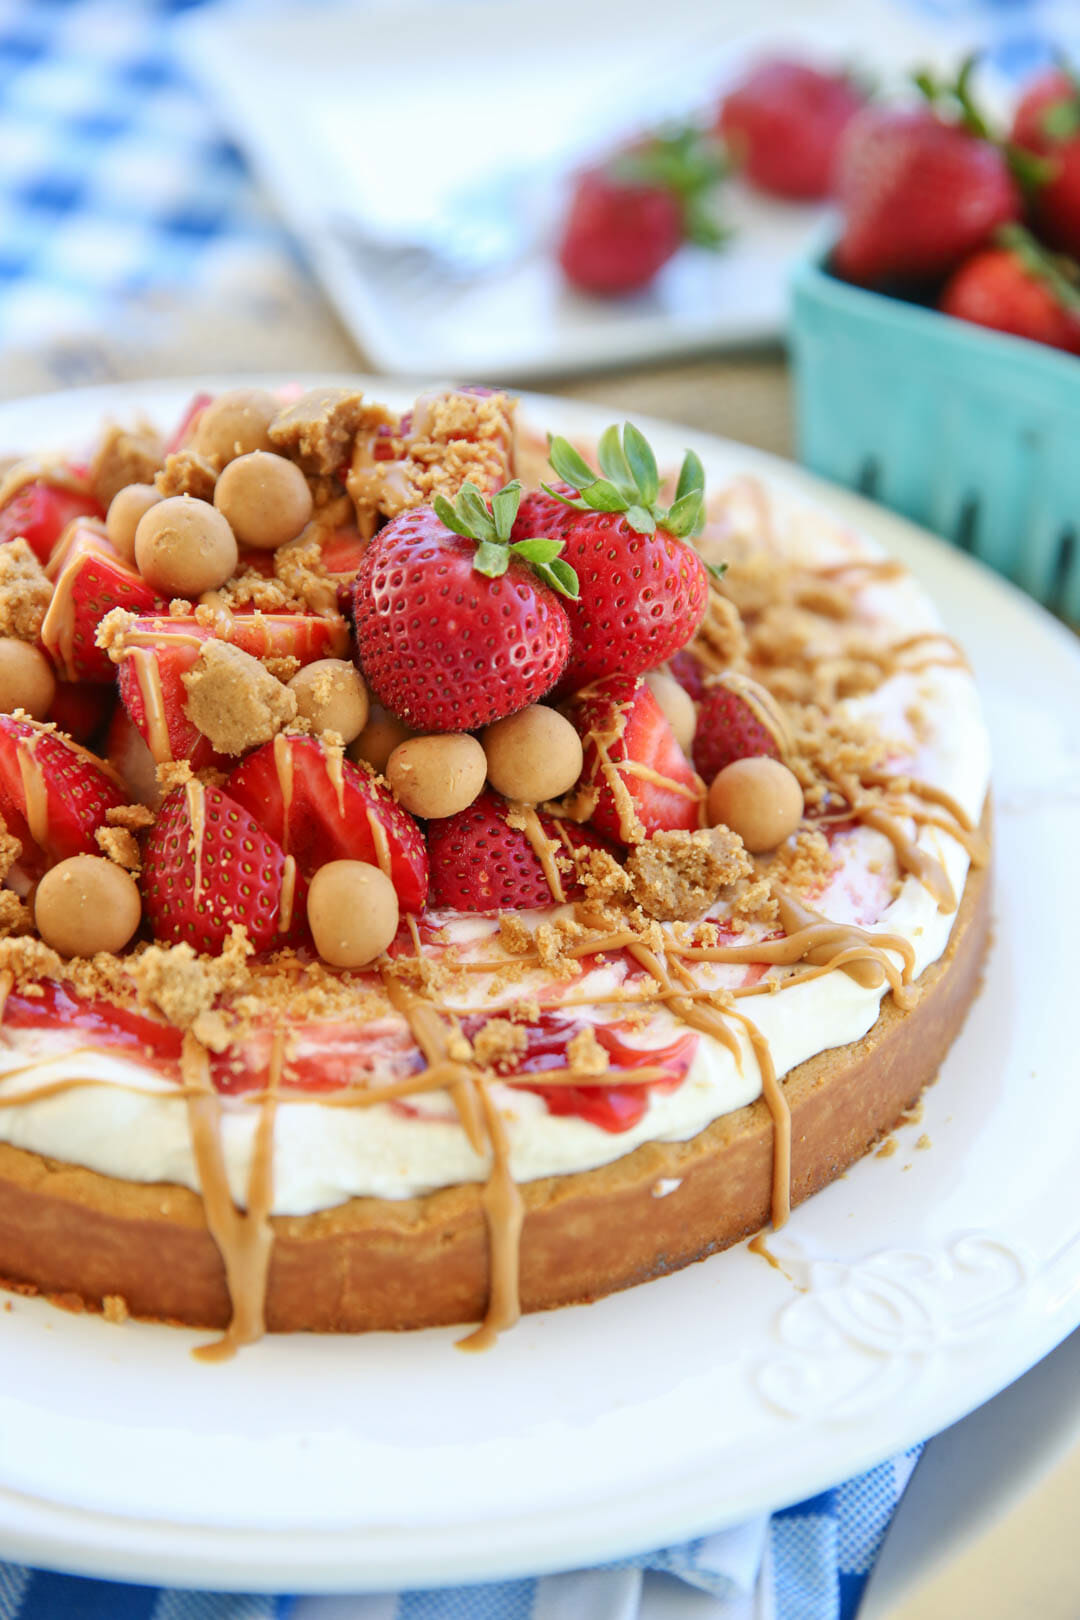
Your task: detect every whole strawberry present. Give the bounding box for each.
[513,423,710,692]
[427,788,608,912]
[1010,67,1080,260]
[558,128,727,296]
[353,480,576,731]
[718,58,865,201]
[142,784,304,953]
[939,225,1080,353]
[832,106,1020,284]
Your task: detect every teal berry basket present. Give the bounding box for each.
[789,251,1080,625]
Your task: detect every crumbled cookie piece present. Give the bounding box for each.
[472,1017,528,1069]
[0,889,33,937]
[89,421,163,507]
[0,539,53,641]
[102,1293,129,1325]
[567,1025,609,1075]
[128,926,253,1033]
[627,828,752,922]
[0,819,22,883]
[766,827,834,894]
[105,803,155,832]
[95,824,142,873]
[273,532,338,615]
[352,391,515,527]
[156,758,194,794]
[498,914,533,956]
[154,449,218,502]
[270,387,384,476]
[576,845,631,907]
[181,640,297,755]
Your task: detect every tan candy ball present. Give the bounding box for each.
[213,451,313,550]
[481,705,583,803]
[348,706,414,774]
[134,495,238,596]
[193,388,278,465]
[644,671,696,754]
[387,733,486,819]
[308,860,399,968]
[0,639,55,720]
[288,659,369,744]
[34,855,142,957]
[707,756,804,854]
[106,483,161,562]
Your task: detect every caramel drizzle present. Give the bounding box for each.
[39,554,82,683]
[184,778,206,906]
[130,647,173,763]
[279,856,298,935]
[185,1027,283,1363]
[366,807,394,884]
[15,733,49,853]
[457,1085,523,1352]
[324,742,346,820]
[272,733,294,854]
[511,802,566,904]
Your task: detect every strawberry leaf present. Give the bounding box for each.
[663,490,705,538]
[510,537,566,565]
[542,558,581,600]
[674,448,705,503]
[582,481,631,514]
[491,480,522,541]
[458,482,496,540]
[473,538,511,577]
[706,560,728,582]
[433,492,479,538]
[548,435,598,490]
[596,424,636,495]
[623,423,660,506]
[1042,98,1080,142]
[625,504,655,533]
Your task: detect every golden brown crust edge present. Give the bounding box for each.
[0,830,991,1335]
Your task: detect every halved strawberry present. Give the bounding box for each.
[0,714,128,877]
[426,787,610,912]
[666,646,708,702]
[164,392,213,456]
[226,734,429,912]
[566,674,703,844]
[109,611,349,769]
[141,783,305,953]
[42,526,163,682]
[0,477,103,564]
[105,705,160,807]
[692,675,786,784]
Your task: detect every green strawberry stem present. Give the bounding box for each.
[432,480,580,599]
[544,422,706,540]
[610,124,731,250]
[913,54,1056,194]
[995,221,1080,316]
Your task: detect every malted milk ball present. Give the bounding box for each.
[106,483,162,561]
[308,860,399,968]
[0,639,55,719]
[288,659,369,743]
[134,495,238,596]
[349,706,414,775]
[213,451,313,550]
[387,734,486,819]
[707,757,804,853]
[481,706,583,802]
[193,388,279,465]
[644,670,696,754]
[34,855,142,957]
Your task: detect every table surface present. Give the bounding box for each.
[0,281,1076,1620]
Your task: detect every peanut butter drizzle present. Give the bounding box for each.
[130,647,173,763]
[186,1028,283,1364]
[511,802,566,904]
[457,1086,523,1353]
[279,855,298,934]
[324,742,346,819]
[618,760,704,800]
[366,806,394,883]
[858,807,956,912]
[272,732,294,854]
[184,778,207,906]
[727,1004,790,1228]
[39,558,80,682]
[772,884,915,995]
[815,559,906,585]
[15,732,49,852]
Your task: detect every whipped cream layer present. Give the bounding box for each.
[0,492,991,1215]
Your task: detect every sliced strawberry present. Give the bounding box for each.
[0,714,128,877]
[41,526,162,682]
[49,679,116,745]
[667,646,708,702]
[105,705,160,807]
[141,783,305,953]
[566,674,703,844]
[426,787,610,912]
[110,611,349,770]
[226,734,429,912]
[0,478,103,564]
[693,677,784,783]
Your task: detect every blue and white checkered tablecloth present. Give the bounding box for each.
[0,0,1068,1613]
